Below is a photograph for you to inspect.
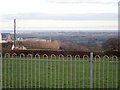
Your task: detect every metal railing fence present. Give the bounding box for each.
[1,52,118,89]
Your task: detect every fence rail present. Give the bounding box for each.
[1,52,118,89]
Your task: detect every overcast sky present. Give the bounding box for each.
[0,0,119,31]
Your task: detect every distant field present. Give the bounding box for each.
[16,31,117,48]
[2,56,118,88]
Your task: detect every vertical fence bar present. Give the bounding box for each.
[12,53,17,88]
[58,55,60,88]
[8,54,10,88]
[116,57,118,88]
[52,55,56,88]
[20,54,25,88]
[103,55,109,88]
[83,55,89,88]
[5,54,7,88]
[94,56,97,88]
[62,55,64,88]
[27,54,33,88]
[0,57,1,89]
[50,55,52,88]
[27,56,28,88]
[70,56,73,88]
[90,52,93,89]
[3,55,5,89]
[66,55,70,88]
[54,55,56,88]
[112,57,113,88]
[44,55,48,88]
[83,56,84,88]
[12,55,14,88]
[31,55,33,88]
[20,54,24,88]
[16,55,18,88]
[86,56,89,88]
[35,55,36,89]
[46,57,48,88]
[74,56,76,88]
[99,56,101,88]
[19,55,21,88]
[0,35,2,89]
[27,55,29,88]
[107,56,109,88]
[24,55,26,88]
[78,56,80,88]
[35,54,41,88]
[39,56,40,88]
[103,57,104,88]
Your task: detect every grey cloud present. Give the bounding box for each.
[2,13,117,21]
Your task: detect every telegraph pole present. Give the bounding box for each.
[48,32,52,42]
[14,19,16,49]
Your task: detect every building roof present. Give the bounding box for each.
[1,33,10,40]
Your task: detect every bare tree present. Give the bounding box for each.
[102,38,119,51]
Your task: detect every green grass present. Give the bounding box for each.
[2,57,118,88]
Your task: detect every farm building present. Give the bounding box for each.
[0,33,27,50]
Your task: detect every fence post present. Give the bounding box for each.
[0,33,2,90]
[90,52,93,89]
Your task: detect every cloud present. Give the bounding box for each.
[1,13,117,21]
[0,0,117,16]
[0,20,117,31]
[46,0,119,4]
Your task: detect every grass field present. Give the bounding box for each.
[2,56,118,88]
